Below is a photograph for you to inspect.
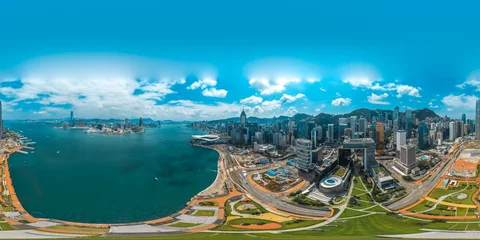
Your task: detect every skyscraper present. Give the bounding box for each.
[449,121,456,141]
[405,110,412,138]
[70,111,74,127]
[338,123,347,139]
[418,122,429,150]
[476,99,480,140]
[240,109,247,126]
[139,117,143,127]
[462,113,466,124]
[375,122,384,153]
[295,138,313,172]
[350,116,357,133]
[327,124,334,142]
[396,130,406,151]
[358,118,367,137]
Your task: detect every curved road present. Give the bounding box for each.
[387,143,465,211]
[222,146,331,217]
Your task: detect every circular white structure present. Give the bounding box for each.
[457,193,468,200]
[319,176,344,193]
[191,134,220,142]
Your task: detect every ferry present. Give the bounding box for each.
[154,177,158,182]
[57,151,60,154]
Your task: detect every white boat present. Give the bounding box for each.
[57,151,60,154]
[154,177,158,182]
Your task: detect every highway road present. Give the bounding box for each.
[222,146,331,217]
[386,142,465,211]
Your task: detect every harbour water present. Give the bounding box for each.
[6,122,218,223]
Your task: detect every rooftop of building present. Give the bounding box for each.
[372,166,389,178]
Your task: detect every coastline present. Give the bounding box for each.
[2,141,225,228]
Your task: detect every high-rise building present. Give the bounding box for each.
[339,117,348,125]
[462,113,466,124]
[327,124,334,142]
[405,110,412,138]
[124,118,129,129]
[477,99,480,140]
[295,138,313,172]
[397,144,417,174]
[70,110,74,127]
[396,130,406,151]
[449,121,456,141]
[240,109,247,126]
[468,119,474,134]
[139,117,143,127]
[338,123,347,138]
[350,116,357,133]
[418,122,429,150]
[375,122,384,153]
[358,118,367,137]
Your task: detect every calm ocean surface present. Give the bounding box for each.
[6,122,218,223]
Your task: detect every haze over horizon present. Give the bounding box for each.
[1,1,480,121]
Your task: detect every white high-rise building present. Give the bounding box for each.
[396,130,406,151]
[350,116,357,133]
[295,138,313,172]
[449,121,456,141]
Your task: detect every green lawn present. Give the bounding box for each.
[0,222,14,231]
[408,200,434,213]
[168,222,201,228]
[339,209,372,218]
[233,200,268,215]
[199,201,218,207]
[194,210,216,216]
[280,220,323,230]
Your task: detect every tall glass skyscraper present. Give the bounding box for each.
[405,110,412,138]
[418,122,429,150]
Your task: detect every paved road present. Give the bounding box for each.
[387,143,465,211]
[0,230,85,239]
[208,171,354,234]
[379,229,480,239]
[222,146,331,217]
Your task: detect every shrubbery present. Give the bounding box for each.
[293,194,325,207]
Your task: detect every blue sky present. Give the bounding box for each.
[1,0,480,120]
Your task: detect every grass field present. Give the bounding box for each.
[233,200,268,215]
[168,222,201,228]
[338,208,373,218]
[408,200,434,213]
[194,210,216,216]
[0,222,15,231]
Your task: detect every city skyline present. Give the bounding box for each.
[2,1,480,120]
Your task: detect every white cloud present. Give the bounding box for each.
[367,93,390,105]
[456,78,480,91]
[342,77,374,88]
[331,97,352,107]
[279,93,305,103]
[261,100,282,111]
[442,94,477,109]
[307,78,320,83]
[395,84,421,98]
[187,78,217,90]
[315,108,322,112]
[428,102,439,109]
[201,88,227,98]
[285,106,298,115]
[320,88,326,92]
[335,92,341,97]
[248,77,301,95]
[240,95,263,105]
[33,111,49,116]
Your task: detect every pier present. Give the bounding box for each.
[15,150,28,155]
[26,142,36,146]
[23,147,35,150]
